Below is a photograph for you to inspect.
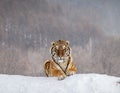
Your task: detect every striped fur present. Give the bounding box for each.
[44,40,77,80]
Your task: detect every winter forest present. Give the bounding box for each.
[0,0,120,77]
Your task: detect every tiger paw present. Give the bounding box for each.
[66,71,76,76]
[58,75,66,80]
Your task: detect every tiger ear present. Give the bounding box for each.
[51,41,55,46]
[66,41,69,45]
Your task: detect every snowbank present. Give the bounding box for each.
[0,74,120,93]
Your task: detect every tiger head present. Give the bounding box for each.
[50,40,71,63]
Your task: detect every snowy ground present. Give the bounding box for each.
[0,74,120,93]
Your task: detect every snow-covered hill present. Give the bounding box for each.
[0,74,120,93]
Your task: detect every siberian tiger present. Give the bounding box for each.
[44,40,77,80]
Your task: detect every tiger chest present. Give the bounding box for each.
[58,61,68,71]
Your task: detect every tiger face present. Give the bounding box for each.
[50,40,71,63]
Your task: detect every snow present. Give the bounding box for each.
[0,74,120,93]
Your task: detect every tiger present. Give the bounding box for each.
[44,40,77,80]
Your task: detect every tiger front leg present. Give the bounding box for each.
[51,69,66,80]
[58,74,66,80]
[66,68,77,76]
[66,62,77,76]
[66,71,76,76]
[56,71,66,80]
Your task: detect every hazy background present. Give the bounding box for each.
[0,0,120,77]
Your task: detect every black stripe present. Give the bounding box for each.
[52,56,70,75]
[52,56,66,75]
[65,57,70,72]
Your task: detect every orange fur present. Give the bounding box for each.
[44,40,77,80]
